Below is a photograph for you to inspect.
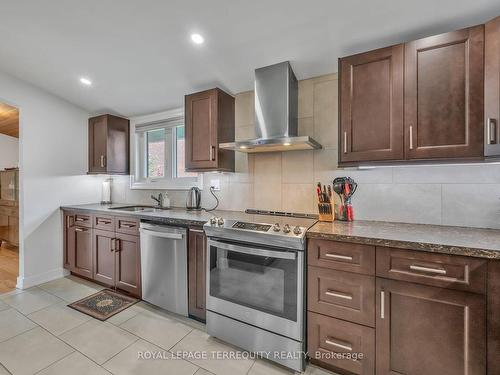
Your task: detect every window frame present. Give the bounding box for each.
[130,108,202,190]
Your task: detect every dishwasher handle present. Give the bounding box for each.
[139,228,184,240]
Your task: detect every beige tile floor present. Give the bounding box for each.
[0,276,337,375]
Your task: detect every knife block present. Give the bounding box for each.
[317,202,334,222]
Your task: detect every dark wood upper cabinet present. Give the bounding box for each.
[405,25,484,160]
[376,278,486,375]
[339,23,488,165]
[485,16,500,157]
[188,229,206,321]
[185,88,234,172]
[88,114,130,174]
[339,44,404,164]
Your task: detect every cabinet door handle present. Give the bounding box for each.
[325,290,353,300]
[343,131,347,154]
[409,126,414,150]
[380,290,385,319]
[111,238,116,252]
[409,264,447,275]
[115,239,121,252]
[210,146,216,161]
[325,253,353,261]
[121,223,136,228]
[325,338,352,351]
[487,118,497,145]
[100,155,106,168]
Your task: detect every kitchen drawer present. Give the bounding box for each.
[376,247,486,294]
[94,214,115,231]
[115,216,139,235]
[308,266,375,327]
[74,212,92,228]
[308,311,375,375]
[308,239,375,275]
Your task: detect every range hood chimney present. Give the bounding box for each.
[219,61,322,153]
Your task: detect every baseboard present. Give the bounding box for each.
[16,267,70,289]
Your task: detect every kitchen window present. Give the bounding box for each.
[131,112,202,189]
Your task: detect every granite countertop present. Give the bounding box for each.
[62,203,500,259]
[60,203,257,227]
[308,220,500,259]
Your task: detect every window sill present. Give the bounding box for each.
[129,175,203,190]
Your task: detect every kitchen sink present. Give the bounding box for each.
[109,205,169,212]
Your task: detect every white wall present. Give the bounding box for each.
[0,70,105,288]
[0,134,19,169]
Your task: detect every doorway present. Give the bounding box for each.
[0,102,19,293]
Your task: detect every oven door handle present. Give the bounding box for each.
[208,240,297,260]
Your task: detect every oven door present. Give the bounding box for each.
[206,238,303,341]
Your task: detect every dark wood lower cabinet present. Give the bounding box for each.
[376,278,486,375]
[488,261,500,375]
[72,226,93,279]
[63,210,141,298]
[115,233,141,297]
[63,211,75,270]
[188,229,206,321]
[62,211,92,279]
[309,312,375,375]
[93,229,116,287]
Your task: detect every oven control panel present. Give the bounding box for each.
[232,221,272,232]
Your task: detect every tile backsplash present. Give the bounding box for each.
[112,73,500,229]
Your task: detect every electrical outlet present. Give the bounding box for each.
[210,179,221,191]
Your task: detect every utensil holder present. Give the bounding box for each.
[317,201,334,222]
[336,202,354,221]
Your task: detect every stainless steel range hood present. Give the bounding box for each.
[219,61,322,153]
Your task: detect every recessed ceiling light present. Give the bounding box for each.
[79,77,92,86]
[190,33,204,44]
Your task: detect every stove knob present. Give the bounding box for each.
[210,217,217,225]
[273,223,281,232]
[283,224,291,233]
[293,226,302,235]
[217,217,225,226]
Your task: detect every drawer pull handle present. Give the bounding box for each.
[75,217,88,222]
[74,227,87,232]
[380,290,385,319]
[98,219,111,224]
[325,338,352,351]
[121,223,136,228]
[409,264,447,275]
[325,253,353,261]
[409,125,414,150]
[325,290,353,300]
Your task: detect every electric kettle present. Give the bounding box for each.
[186,187,201,210]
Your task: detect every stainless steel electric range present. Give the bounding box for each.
[203,210,317,372]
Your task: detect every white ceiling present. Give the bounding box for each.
[0,0,499,117]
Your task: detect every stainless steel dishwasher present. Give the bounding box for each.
[139,222,188,316]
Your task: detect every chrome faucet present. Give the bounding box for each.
[151,193,163,208]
